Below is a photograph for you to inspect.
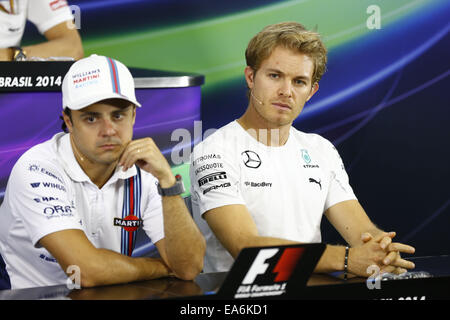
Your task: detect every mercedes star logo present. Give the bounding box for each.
[242,150,261,169]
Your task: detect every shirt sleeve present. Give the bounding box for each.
[27,0,74,34]
[7,159,83,247]
[140,175,164,244]
[190,137,246,217]
[323,139,357,211]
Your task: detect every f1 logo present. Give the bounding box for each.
[242,249,278,284]
[241,247,305,285]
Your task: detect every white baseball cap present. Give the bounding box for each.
[62,54,141,110]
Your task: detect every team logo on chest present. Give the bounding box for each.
[242,150,261,169]
[301,149,311,164]
[114,216,143,232]
[115,167,143,257]
[301,149,319,168]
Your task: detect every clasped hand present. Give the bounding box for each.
[349,231,415,277]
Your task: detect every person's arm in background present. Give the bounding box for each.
[23,21,84,60]
[0,48,14,60]
[0,21,83,61]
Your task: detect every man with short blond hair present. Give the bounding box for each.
[190,22,415,278]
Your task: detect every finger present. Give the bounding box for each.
[379,236,392,250]
[118,141,137,166]
[120,150,141,171]
[383,251,398,265]
[126,148,150,170]
[120,142,148,170]
[361,232,373,242]
[389,257,415,270]
[387,242,415,254]
[373,231,396,242]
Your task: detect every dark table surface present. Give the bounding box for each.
[1,255,449,300]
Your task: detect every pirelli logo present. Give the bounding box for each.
[198,171,227,187]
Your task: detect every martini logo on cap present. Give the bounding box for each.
[72,68,101,88]
[114,215,143,232]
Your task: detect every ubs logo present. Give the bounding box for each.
[241,150,261,169]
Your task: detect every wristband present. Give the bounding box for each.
[344,246,349,280]
[10,47,27,61]
[157,174,185,196]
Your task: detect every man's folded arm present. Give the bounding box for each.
[39,229,172,288]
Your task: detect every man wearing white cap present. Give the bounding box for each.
[0,54,206,289]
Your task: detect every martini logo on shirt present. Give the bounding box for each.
[114,215,143,232]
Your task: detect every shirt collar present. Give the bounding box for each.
[57,133,137,184]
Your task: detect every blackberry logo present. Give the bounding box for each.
[241,150,261,169]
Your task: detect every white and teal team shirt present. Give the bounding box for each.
[190,121,357,273]
[0,133,164,289]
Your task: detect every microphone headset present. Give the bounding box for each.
[250,90,263,105]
